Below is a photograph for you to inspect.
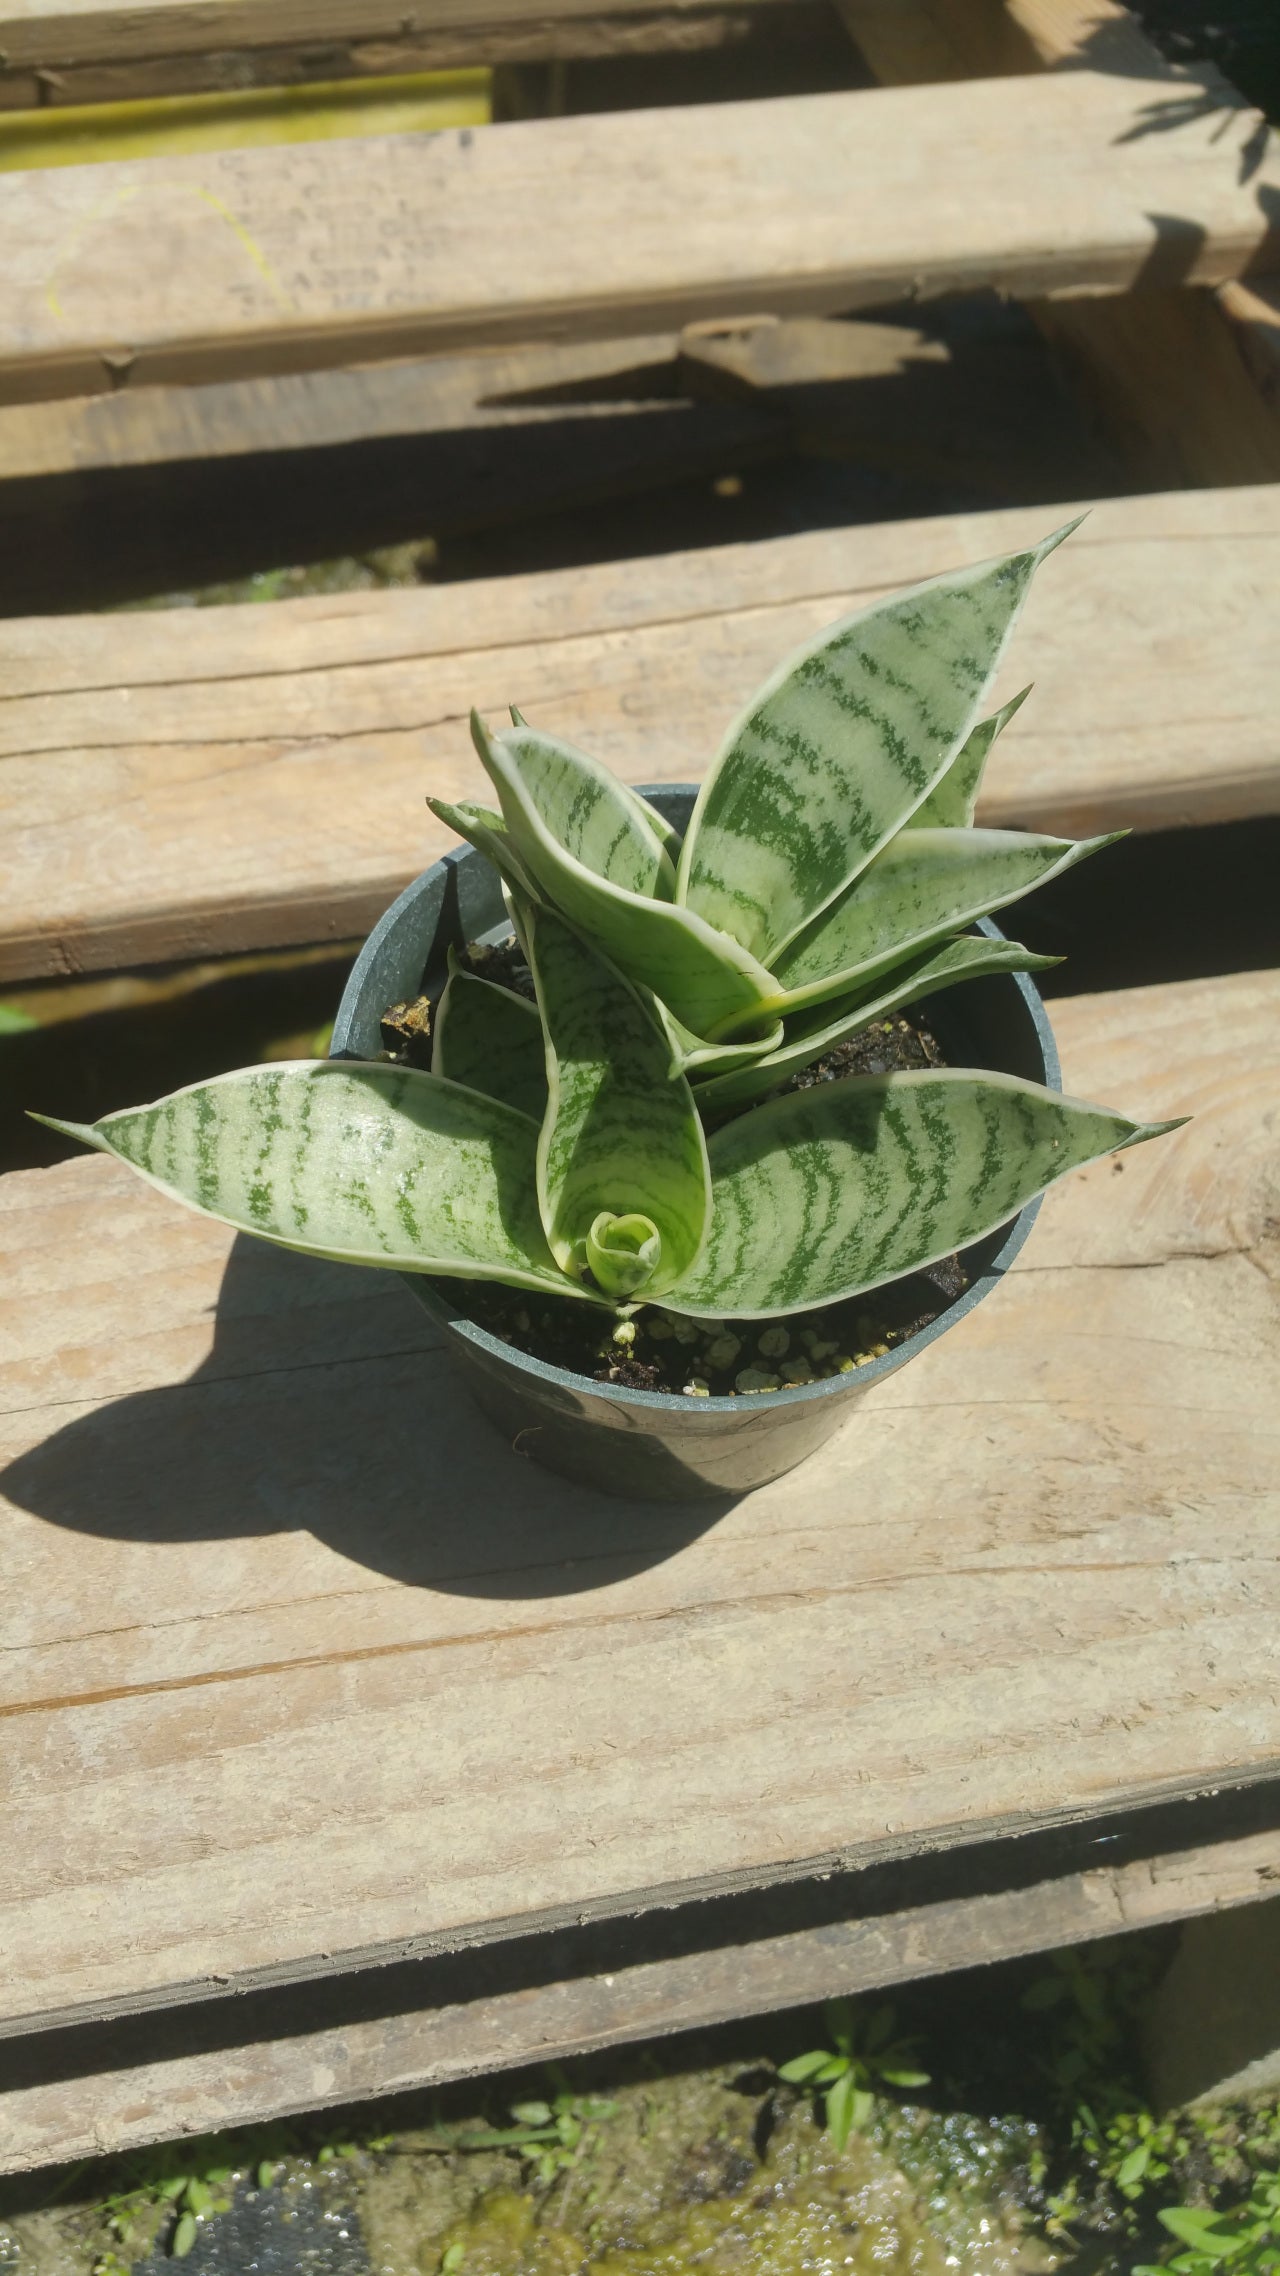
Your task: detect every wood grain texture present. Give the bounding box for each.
[1,967,1278,2043]
[0,66,1276,404]
[0,335,696,480]
[3,485,1278,981]
[0,3,817,104]
[4,1828,1278,2169]
[838,0,1280,484]
[0,0,796,69]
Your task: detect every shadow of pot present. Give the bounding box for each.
[331,786,1059,1502]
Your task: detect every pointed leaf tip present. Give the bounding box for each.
[1033,511,1089,563]
[27,1110,108,1151]
[1121,1115,1190,1149]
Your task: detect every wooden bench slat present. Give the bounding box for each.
[2,485,1278,983]
[5,1822,1279,2170]
[0,0,798,70]
[0,66,1276,405]
[1,966,1277,2046]
[0,0,826,105]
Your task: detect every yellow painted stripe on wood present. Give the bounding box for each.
[0,67,489,168]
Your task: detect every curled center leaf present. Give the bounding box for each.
[586,1210,662,1297]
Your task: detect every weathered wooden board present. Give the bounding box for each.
[3,486,1278,981]
[836,0,1280,485]
[5,1818,1278,2168]
[0,1,824,104]
[2,968,1278,2056]
[0,333,689,478]
[0,0,798,70]
[0,66,1276,404]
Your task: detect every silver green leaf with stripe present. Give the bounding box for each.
[522,897,711,1300]
[432,966,549,1123]
[470,709,780,1042]
[766,826,1120,1018]
[694,934,1061,1115]
[34,1062,595,1301]
[660,1073,1184,1319]
[38,516,1187,1391]
[676,522,1079,964]
[906,683,1031,831]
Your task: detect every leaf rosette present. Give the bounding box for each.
[39,523,1184,1342]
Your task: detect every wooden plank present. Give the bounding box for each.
[837,0,1280,485]
[0,3,821,105]
[1,965,1278,2043]
[0,0,798,70]
[0,67,1276,405]
[0,334,690,479]
[3,485,1278,981]
[4,1818,1278,2169]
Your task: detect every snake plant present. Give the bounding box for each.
[39,522,1181,1329]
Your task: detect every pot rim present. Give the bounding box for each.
[334,785,1061,1418]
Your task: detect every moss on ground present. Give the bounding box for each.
[2,1940,1277,2276]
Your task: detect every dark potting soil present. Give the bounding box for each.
[379,944,968,1397]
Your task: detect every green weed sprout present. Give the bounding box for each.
[778,1998,930,2153]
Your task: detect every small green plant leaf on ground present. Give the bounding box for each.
[1134,2170,1280,2274]
[170,2208,197,2256]
[778,1996,930,2156]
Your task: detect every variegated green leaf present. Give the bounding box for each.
[473,714,780,1043]
[905,683,1031,830]
[522,898,711,1300]
[33,1062,595,1300]
[656,1001,785,1080]
[768,826,1118,1017]
[662,1069,1182,1318]
[695,934,1060,1114]
[432,968,548,1122]
[425,796,540,899]
[504,708,684,859]
[479,716,678,900]
[676,522,1080,962]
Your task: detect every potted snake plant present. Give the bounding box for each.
[38,520,1181,1500]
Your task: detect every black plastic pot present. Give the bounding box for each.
[331,786,1060,1502]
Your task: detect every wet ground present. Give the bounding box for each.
[3,1933,1276,2276]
